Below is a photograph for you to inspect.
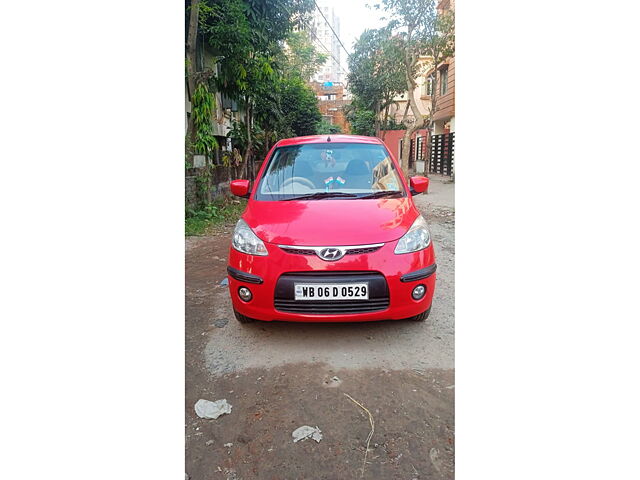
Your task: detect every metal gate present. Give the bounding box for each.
[416,136,426,163]
[409,138,415,169]
[429,133,455,176]
[408,137,428,170]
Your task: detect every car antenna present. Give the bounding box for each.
[327,135,331,142]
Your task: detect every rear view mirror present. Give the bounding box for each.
[230,179,250,198]
[409,176,429,195]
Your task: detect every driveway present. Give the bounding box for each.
[186,175,455,479]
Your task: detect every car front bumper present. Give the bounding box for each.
[227,240,436,322]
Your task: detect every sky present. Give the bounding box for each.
[315,0,388,74]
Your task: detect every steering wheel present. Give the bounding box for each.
[282,176,316,190]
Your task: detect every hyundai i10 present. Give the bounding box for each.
[226,134,436,323]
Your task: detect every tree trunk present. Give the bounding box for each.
[374,99,380,138]
[400,101,410,125]
[381,102,390,141]
[206,160,212,204]
[399,50,426,174]
[425,72,439,177]
[243,98,253,180]
[186,0,200,150]
[400,124,421,178]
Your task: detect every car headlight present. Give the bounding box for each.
[232,219,268,256]
[394,215,431,254]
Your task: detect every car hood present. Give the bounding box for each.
[243,197,419,246]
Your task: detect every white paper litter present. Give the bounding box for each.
[194,399,232,419]
[292,425,323,443]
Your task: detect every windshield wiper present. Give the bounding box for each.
[358,191,403,199]
[283,192,359,201]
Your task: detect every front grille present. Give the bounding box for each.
[280,247,315,255]
[345,246,381,255]
[274,298,389,313]
[274,271,389,315]
[279,244,383,256]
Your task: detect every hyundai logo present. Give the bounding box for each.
[317,247,345,261]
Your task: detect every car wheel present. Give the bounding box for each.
[408,306,431,322]
[233,308,256,324]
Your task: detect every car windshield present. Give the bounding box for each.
[255,143,406,201]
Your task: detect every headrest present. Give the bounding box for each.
[291,161,314,178]
[345,159,370,175]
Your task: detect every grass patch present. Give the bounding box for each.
[185,197,247,236]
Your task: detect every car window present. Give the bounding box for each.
[255,143,405,200]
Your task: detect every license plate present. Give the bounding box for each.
[294,283,369,301]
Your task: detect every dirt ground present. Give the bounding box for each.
[186,176,454,480]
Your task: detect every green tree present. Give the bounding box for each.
[251,28,325,154]
[252,81,286,156]
[381,116,405,130]
[199,0,315,175]
[185,0,200,148]
[191,83,219,204]
[283,30,328,81]
[348,27,406,138]
[254,28,326,151]
[379,0,454,173]
[280,76,321,136]
[346,104,376,137]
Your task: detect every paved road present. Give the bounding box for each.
[186,176,455,479]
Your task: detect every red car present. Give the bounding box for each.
[227,134,436,323]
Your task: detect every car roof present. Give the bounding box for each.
[275,134,384,147]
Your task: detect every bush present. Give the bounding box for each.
[185,197,247,236]
[347,109,376,136]
[317,118,342,134]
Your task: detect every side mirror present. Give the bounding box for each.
[409,176,429,195]
[230,179,250,198]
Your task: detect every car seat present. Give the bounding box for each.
[290,161,317,188]
[344,159,372,190]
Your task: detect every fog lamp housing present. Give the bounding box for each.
[238,286,253,302]
[412,284,426,300]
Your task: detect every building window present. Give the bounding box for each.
[440,66,449,95]
[422,75,434,97]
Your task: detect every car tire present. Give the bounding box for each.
[233,308,256,324]
[408,306,431,322]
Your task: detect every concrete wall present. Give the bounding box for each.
[379,129,429,173]
[185,159,265,207]
[379,130,407,160]
[185,167,233,208]
[317,99,350,133]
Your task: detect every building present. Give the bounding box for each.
[380,56,434,174]
[385,56,434,126]
[311,2,342,84]
[310,81,351,133]
[185,23,248,205]
[424,0,455,176]
[185,38,244,166]
[432,0,455,136]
